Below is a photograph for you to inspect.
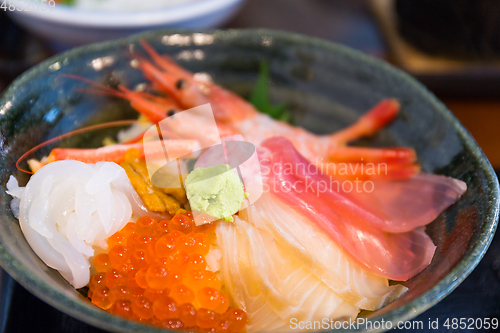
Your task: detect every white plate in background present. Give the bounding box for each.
[7,0,246,47]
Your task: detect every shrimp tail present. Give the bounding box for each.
[322,99,419,180]
[317,161,420,181]
[328,146,417,164]
[329,99,400,145]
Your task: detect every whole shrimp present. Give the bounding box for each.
[43,40,419,180]
[131,40,419,180]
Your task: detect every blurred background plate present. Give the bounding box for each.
[6,0,246,48]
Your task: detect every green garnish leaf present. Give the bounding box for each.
[61,0,76,5]
[249,61,290,122]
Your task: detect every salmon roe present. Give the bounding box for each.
[87,213,247,332]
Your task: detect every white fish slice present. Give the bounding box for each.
[217,217,359,332]
[250,192,407,310]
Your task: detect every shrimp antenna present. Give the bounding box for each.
[74,88,125,99]
[16,120,138,175]
[56,74,118,93]
[139,39,172,70]
[56,74,134,100]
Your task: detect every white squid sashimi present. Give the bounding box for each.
[11,161,138,288]
[217,216,359,333]
[247,192,407,310]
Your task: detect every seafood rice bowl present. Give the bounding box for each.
[0,30,498,333]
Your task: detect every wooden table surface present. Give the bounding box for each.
[443,100,500,168]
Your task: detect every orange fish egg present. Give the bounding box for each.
[144,287,169,302]
[170,284,195,304]
[108,245,131,266]
[188,253,207,271]
[145,243,157,264]
[145,265,169,290]
[115,260,134,274]
[155,234,176,257]
[135,216,157,235]
[120,222,136,237]
[177,233,197,254]
[92,286,113,310]
[107,232,126,249]
[196,308,221,329]
[155,220,170,238]
[183,269,206,292]
[135,268,149,289]
[111,299,133,318]
[166,267,184,286]
[105,268,129,289]
[131,296,154,320]
[203,270,222,291]
[130,286,146,299]
[126,234,140,250]
[93,253,111,273]
[130,250,148,269]
[89,272,106,291]
[224,309,248,332]
[216,319,232,333]
[169,214,193,233]
[167,250,189,267]
[162,318,184,330]
[178,303,197,328]
[169,230,183,239]
[215,293,229,314]
[127,269,139,288]
[87,213,247,331]
[197,287,223,311]
[155,256,169,266]
[135,235,154,251]
[152,296,178,321]
[193,233,210,255]
[108,285,133,304]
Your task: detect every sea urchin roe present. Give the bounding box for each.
[120,149,188,215]
[87,213,247,332]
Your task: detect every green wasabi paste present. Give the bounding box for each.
[184,164,244,222]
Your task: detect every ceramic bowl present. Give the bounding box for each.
[7,0,245,47]
[0,29,498,332]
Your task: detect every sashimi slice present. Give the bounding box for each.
[217,216,359,332]
[344,173,467,233]
[248,192,407,310]
[260,137,462,280]
[261,137,466,234]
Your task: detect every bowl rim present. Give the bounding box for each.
[6,0,244,27]
[0,28,499,333]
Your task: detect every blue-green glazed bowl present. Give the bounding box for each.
[0,29,498,332]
